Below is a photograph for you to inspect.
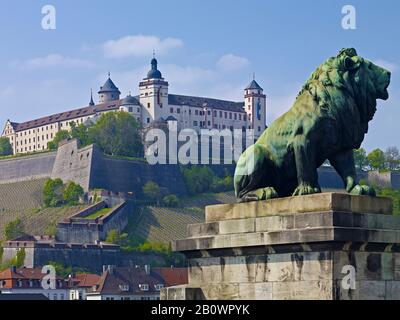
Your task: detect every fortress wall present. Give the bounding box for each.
[51,140,94,191]
[89,154,187,197]
[0,152,56,184]
[32,246,120,273]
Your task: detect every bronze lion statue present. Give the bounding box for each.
[234,48,391,202]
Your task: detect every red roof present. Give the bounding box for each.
[73,273,101,288]
[153,268,188,287]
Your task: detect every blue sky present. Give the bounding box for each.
[0,0,398,152]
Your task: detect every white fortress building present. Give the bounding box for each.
[2,57,267,155]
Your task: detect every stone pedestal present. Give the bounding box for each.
[161,192,400,300]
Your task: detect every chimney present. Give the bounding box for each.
[145,264,150,275]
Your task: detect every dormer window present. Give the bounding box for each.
[139,284,149,291]
[119,284,130,292]
[155,284,164,291]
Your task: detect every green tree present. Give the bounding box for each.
[353,148,369,171]
[105,229,129,246]
[377,187,400,215]
[88,112,143,157]
[162,194,180,207]
[4,218,24,240]
[10,248,26,267]
[70,122,92,146]
[182,166,214,195]
[367,149,386,171]
[47,130,71,150]
[63,181,84,205]
[143,181,161,203]
[384,146,400,171]
[43,178,64,207]
[0,137,13,156]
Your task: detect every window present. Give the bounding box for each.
[219,111,222,117]
[139,284,149,291]
[224,112,227,119]
[189,110,192,115]
[193,121,198,126]
[170,107,174,113]
[195,110,198,116]
[177,108,180,114]
[155,284,164,291]
[147,118,150,124]
[207,121,211,126]
[258,126,261,132]
[239,114,242,120]
[234,113,237,120]
[207,110,211,115]
[147,103,150,108]
[128,107,133,112]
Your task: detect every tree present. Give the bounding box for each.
[88,112,143,157]
[182,166,214,195]
[0,137,13,156]
[105,229,128,246]
[162,194,180,207]
[63,182,84,205]
[47,130,71,150]
[143,181,161,203]
[4,218,24,240]
[43,178,64,207]
[367,149,386,171]
[353,148,369,171]
[70,122,92,146]
[384,146,400,171]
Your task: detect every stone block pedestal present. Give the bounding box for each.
[161,192,400,300]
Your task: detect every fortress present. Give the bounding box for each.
[1,57,267,155]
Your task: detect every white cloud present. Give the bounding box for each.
[102,35,183,59]
[373,59,398,72]
[216,54,250,71]
[16,54,94,69]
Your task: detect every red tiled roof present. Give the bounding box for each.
[153,268,188,287]
[73,273,101,288]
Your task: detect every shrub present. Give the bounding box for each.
[162,194,179,207]
[4,218,24,240]
[63,182,84,205]
[0,137,13,156]
[43,178,64,207]
[106,229,129,246]
[143,181,161,203]
[182,166,214,195]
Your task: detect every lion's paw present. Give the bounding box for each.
[240,187,279,202]
[349,184,376,196]
[292,184,321,196]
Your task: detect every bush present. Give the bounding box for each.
[47,130,71,150]
[0,137,13,156]
[43,178,64,207]
[63,182,84,205]
[162,194,180,207]
[182,166,214,195]
[106,229,129,246]
[4,218,24,240]
[143,181,161,203]
[378,187,400,215]
[43,178,84,207]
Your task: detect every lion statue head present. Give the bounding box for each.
[298,48,391,147]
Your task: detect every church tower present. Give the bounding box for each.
[244,78,266,137]
[139,55,169,125]
[98,73,121,103]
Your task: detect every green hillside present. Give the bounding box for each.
[0,179,87,240]
[125,192,236,244]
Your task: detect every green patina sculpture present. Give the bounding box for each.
[234,48,391,202]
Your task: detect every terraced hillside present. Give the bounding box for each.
[0,179,87,240]
[126,192,236,244]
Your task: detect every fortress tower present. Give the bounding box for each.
[244,78,267,135]
[98,73,121,103]
[138,56,169,125]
